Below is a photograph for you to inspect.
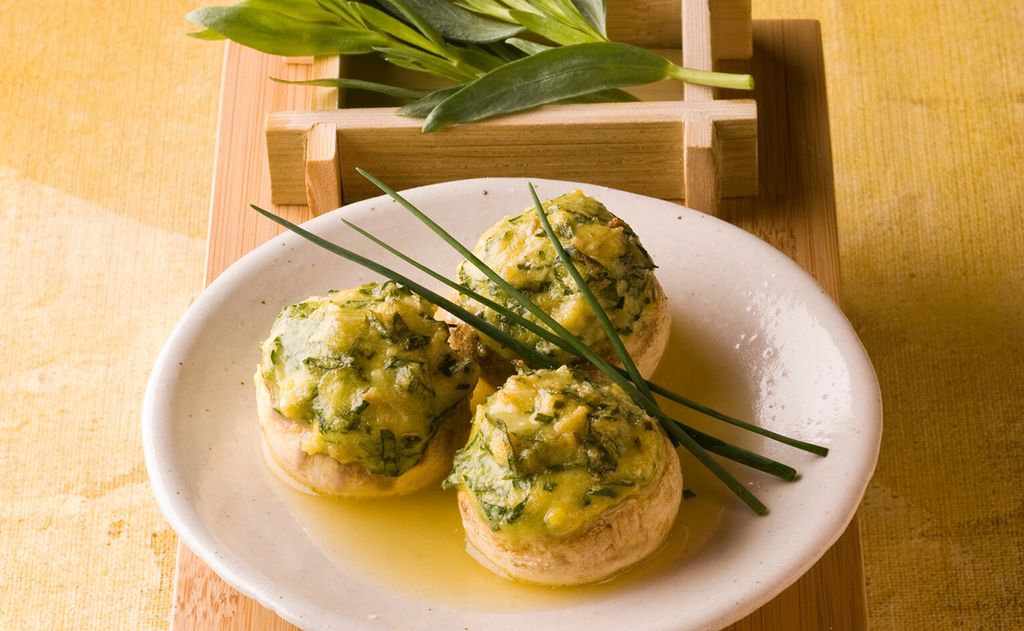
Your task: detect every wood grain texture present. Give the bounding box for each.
[607,0,751,58]
[680,0,717,213]
[718,20,841,296]
[266,99,756,205]
[683,0,715,102]
[304,122,340,216]
[715,0,754,60]
[266,102,757,207]
[175,20,864,631]
[684,115,720,212]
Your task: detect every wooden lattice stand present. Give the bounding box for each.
[265,0,757,216]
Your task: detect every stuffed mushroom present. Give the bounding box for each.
[256,282,479,497]
[445,366,682,585]
[449,191,670,381]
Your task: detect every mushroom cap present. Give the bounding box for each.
[445,275,671,381]
[256,371,470,498]
[457,433,682,586]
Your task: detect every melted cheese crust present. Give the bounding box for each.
[456,191,660,365]
[446,367,669,539]
[258,282,478,476]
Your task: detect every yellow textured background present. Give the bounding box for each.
[0,1,1020,629]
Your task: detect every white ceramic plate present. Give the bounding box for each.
[143,178,881,631]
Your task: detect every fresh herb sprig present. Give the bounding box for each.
[189,1,504,82]
[252,203,794,504]
[342,214,826,457]
[354,171,768,513]
[527,183,777,512]
[355,168,827,461]
[250,172,830,514]
[187,0,754,131]
[338,216,800,482]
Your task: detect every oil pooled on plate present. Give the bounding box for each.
[266,331,744,612]
[274,476,724,612]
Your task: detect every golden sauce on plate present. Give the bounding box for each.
[274,478,721,611]
[266,338,746,612]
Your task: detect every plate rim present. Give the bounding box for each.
[143,176,882,631]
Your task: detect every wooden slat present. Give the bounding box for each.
[266,100,756,205]
[683,0,716,102]
[717,20,842,296]
[684,114,721,212]
[606,0,752,58]
[303,122,340,216]
[175,19,865,631]
[715,0,754,60]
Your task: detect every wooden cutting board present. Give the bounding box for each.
[172,20,867,630]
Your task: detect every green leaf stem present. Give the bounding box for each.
[186,6,387,56]
[423,42,674,131]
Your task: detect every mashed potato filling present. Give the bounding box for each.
[455,190,658,364]
[446,367,667,539]
[259,282,478,476]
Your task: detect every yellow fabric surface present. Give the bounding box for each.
[0,1,1020,630]
[0,1,221,627]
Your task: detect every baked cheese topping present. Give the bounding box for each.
[446,367,668,538]
[456,190,657,364]
[259,282,478,476]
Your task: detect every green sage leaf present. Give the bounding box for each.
[396,84,465,117]
[270,77,429,101]
[241,0,338,23]
[504,37,550,56]
[451,43,507,72]
[398,83,632,119]
[482,40,523,62]
[187,28,227,40]
[351,2,441,54]
[374,0,446,50]
[570,0,606,36]
[374,46,467,81]
[384,0,523,43]
[186,6,387,56]
[545,0,594,28]
[423,42,673,131]
[507,9,591,46]
[571,88,638,103]
[455,0,515,23]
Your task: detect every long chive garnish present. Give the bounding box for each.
[353,169,825,458]
[251,205,554,370]
[529,183,655,403]
[528,184,771,512]
[355,171,767,513]
[355,168,602,365]
[257,206,793,481]
[340,218,524,324]
[643,382,828,456]
[346,216,824,457]
[341,217,796,481]
[681,428,796,481]
[355,169,654,391]
[526,185,828,459]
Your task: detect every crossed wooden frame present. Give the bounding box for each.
[264,0,757,216]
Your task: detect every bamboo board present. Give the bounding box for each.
[173,20,866,631]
